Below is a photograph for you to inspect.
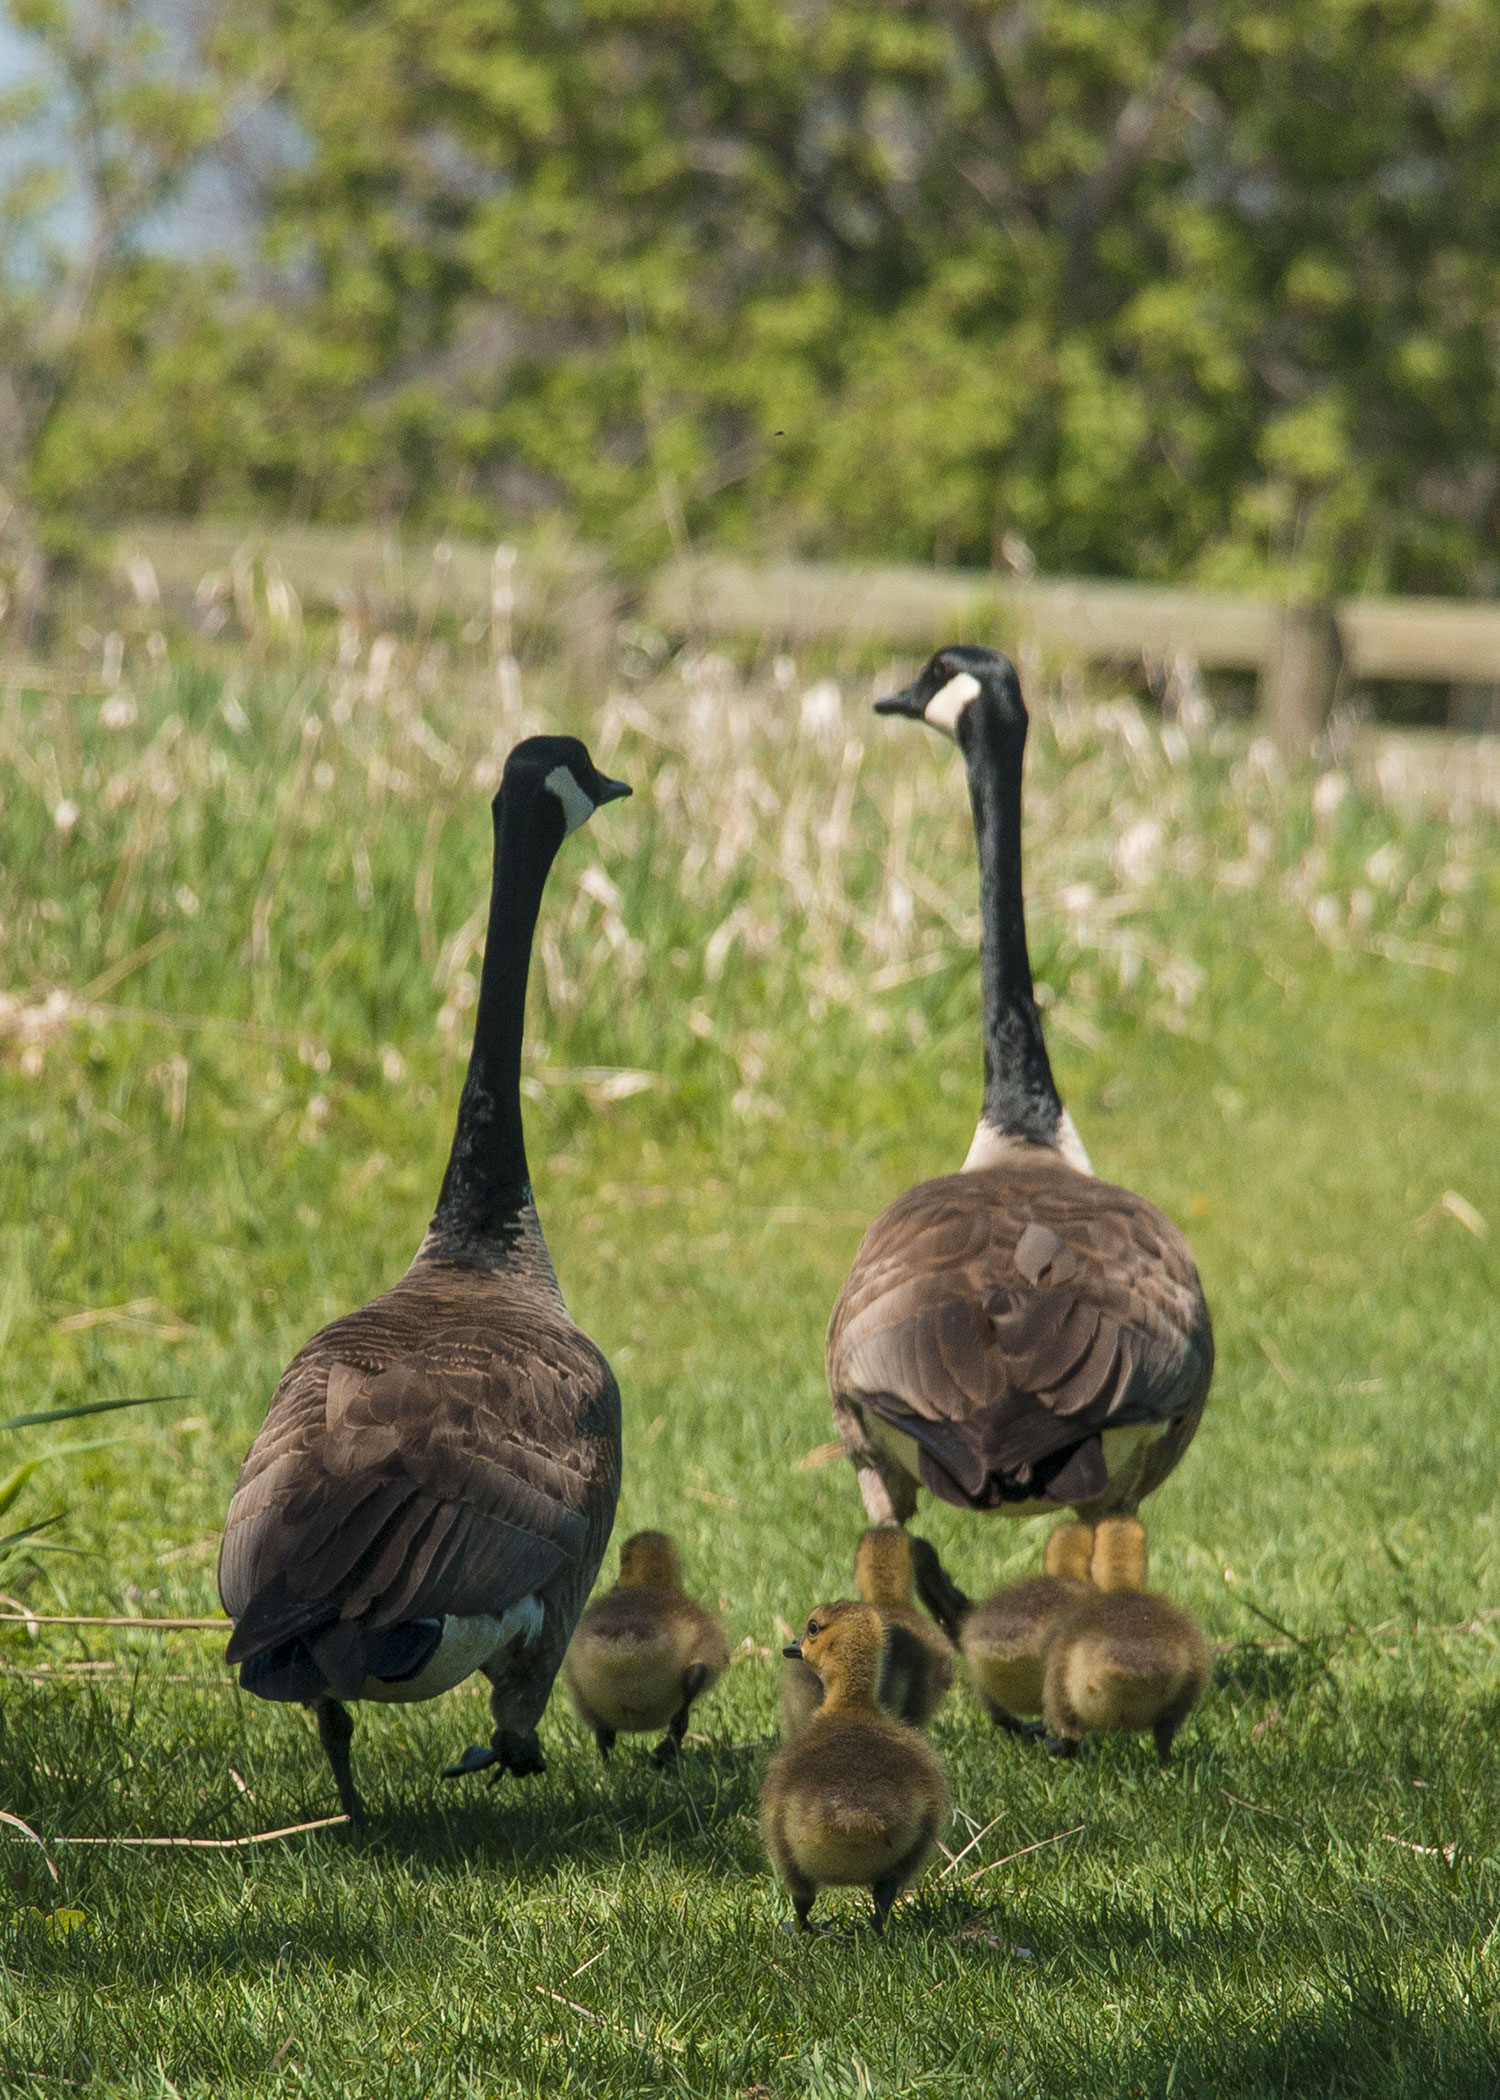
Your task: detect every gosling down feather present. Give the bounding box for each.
[960,1520,1094,1737]
[564,1530,729,1765]
[219,736,631,1837]
[1042,1516,1210,1766]
[826,649,1213,1613]
[763,1602,950,1934]
[780,1529,955,1742]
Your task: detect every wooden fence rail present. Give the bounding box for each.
[106,523,1500,781]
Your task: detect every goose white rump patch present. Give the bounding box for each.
[361,1595,544,1704]
[924,671,982,736]
[545,763,596,835]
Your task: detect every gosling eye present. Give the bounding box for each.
[806,1621,821,1637]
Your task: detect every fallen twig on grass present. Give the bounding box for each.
[1379,1832,1459,1865]
[963,1825,1084,1883]
[535,1986,685,2053]
[3,1815,349,1850]
[0,1612,226,1630]
[939,1811,1007,1879]
[536,1988,608,2027]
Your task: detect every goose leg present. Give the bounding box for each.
[870,1876,900,1935]
[443,1659,552,1782]
[313,1697,366,1841]
[594,1725,617,1762]
[651,1663,709,1768]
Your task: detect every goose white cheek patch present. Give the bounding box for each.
[923,670,981,736]
[545,763,596,835]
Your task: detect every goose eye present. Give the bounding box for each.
[806,1621,820,1637]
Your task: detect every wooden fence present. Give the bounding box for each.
[103,523,1500,811]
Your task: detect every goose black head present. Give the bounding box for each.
[875,645,1025,744]
[499,735,631,838]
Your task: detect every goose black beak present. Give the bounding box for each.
[782,1641,803,1661]
[595,775,632,805]
[874,682,925,720]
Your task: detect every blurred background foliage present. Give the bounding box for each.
[4,0,1500,595]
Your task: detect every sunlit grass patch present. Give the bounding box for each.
[1,619,1498,2095]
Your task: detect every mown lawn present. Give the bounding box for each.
[2,617,1499,2096]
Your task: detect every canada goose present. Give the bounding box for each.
[960,1521,1094,1736]
[1042,1516,1210,1765]
[779,1529,955,1742]
[763,1602,950,1934]
[218,736,631,1838]
[563,1530,729,1765]
[826,647,1213,1615]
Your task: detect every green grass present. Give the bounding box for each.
[2,616,1499,2095]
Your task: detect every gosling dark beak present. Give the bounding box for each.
[782,1641,803,1661]
[595,775,632,805]
[874,681,926,719]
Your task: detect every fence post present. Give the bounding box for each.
[1258,599,1341,761]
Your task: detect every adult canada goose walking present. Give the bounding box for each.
[826,649,1212,1593]
[219,736,630,1838]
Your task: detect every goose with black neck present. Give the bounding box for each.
[825,648,1212,1606]
[219,736,630,1839]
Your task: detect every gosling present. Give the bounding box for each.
[763,1601,950,1935]
[780,1529,956,1742]
[1041,1516,1210,1767]
[563,1531,729,1766]
[960,1521,1095,1737]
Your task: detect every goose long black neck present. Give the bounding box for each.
[428,785,561,1260]
[961,697,1064,1147]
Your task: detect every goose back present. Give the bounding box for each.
[220,1237,620,1705]
[828,1150,1211,1516]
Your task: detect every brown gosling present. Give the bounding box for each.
[563,1532,729,1767]
[1041,1516,1210,1767]
[763,1601,950,1935]
[779,1529,956,1743]
[960,1521,1095,1738]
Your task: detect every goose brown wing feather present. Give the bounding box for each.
[827,1157,1211,1509]
[221,1289,616,1665]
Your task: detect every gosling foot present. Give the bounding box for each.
[987,1706,1046,1741]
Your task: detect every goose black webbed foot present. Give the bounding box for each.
[441,1743,499,1780]
[1045,1733,1086,1761]
[490,1728,546,1779]
[442,1728,547,1783]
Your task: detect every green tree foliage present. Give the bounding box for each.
[6,0,1500,592]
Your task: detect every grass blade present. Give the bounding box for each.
[0,1396,187,1435]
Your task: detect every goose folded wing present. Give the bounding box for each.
[224,1354,595,1666]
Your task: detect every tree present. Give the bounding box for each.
[6,0,1500,595]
